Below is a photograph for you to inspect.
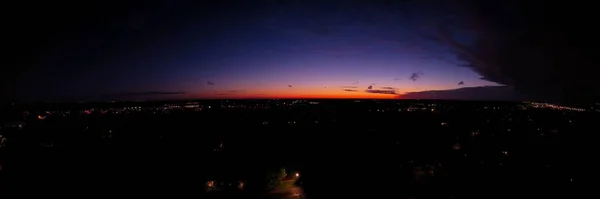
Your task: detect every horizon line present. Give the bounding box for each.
[4,97,525,104]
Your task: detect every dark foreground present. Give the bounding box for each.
[0,100,591,198]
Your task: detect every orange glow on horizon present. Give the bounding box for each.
[185,85,459,99]
[189,92,401,99]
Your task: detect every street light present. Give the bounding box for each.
[295,173,299,177]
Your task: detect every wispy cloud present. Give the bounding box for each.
[409,72,424,81]
[343,89,358,92]
[215,90,246,96]
[400,86,523,101]
[117,91,186,96]
[207,81,215,86]
[364,84,397,95]
[365,89,397,95]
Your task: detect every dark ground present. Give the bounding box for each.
[0,100,591,198]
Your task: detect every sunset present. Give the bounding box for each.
[6,1,502,102]
[1,0,596,197]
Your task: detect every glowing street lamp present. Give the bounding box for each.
[295,173,299,177]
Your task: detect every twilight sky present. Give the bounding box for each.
[4,1,599,102]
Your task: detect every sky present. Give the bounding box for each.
[4,1,599,102]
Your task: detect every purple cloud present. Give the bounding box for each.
[365,89,397,95]
[400,86,524,101]
[409,72,423,81]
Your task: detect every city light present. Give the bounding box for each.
[526,102,586,112]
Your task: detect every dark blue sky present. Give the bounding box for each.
[5,0,597,102]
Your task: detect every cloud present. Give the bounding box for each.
[261,1,598,102]
[393,78,402,81]
[214,90,246,96]
[400,86,524,101]
[351,81,359,85]
[458,81,465,85]
[365,89,397,95]
[409,72,423,81]
[342,86,358,89]
[117,91,186,96]
[402,1,600,102]
[207,81,215,86]
[288,85,292,88]
[364,85,397,95]
[342,89,358,92]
